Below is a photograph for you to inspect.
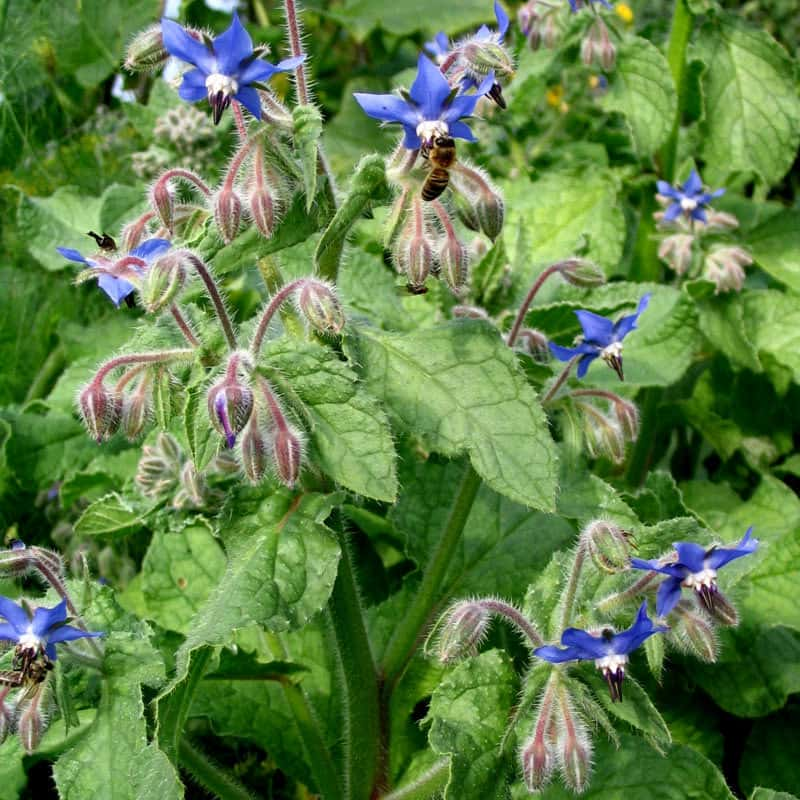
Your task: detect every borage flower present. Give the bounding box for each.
[161,13,303,124]
[549,294,650,381]
[0,596,103,663]
[57,239,172,307]
[425,32,451,63]
[458,1,512,107]
[569,0,612,12]
[534,602,667,701]
[657,169,725,224]
[631,528,758,617]
[354,54,494,150]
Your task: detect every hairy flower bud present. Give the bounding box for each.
[704,246,751,294]
[513,328,550,362]
[207,353,254,449]
[0,687,12,745]
[178,461,206,507]
[124,24,169,72]
[452,304,490,321]
[150,179,175,233]
[141,252,187,313]
[583,520,633,573]
[704,210,739,231]
[475,190,505,241]
[581,20,615,70]
[248,183,276,238]
[297,279,346,335]
[612,397,639,441]
[707,591,739,627]
[121,379,151,441]
[120,214,152,252]
[578,402,626,464]
[438,236,469,293]
[521,679,558,791]
[658,233,695,275]
[78,382,122,442]
[557,690,592,793]
[273,424,303,488]
[17,691,47,754]
[434,600,492,663]
[461,39,514,88]
[214,186,243,243]
[558,258,605,288]
[673,601,718,662]
[240,414,271,485]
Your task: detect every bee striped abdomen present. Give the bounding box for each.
[422,168,450,201]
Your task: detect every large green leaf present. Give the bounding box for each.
[346,320,559,510]
[739,707,800,797]
[697,14,800,185]
[747,210,800,292]
[258,339,398,502]
[743,290,800,386]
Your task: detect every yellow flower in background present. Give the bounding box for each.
[615,2,634,24]
[546,84,564,108]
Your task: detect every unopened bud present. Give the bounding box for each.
[150,179,175,232]
[17,692,47,754]
[394,231,434,293]
[612,397,639,441]
[581,32,597,68]
[78,382,122,442]
[240,414,271,485]
[521,679,557,791]
[461,40,515,83]
[249,183,276,238]
[451,190,481,232]
[214,187,243,243]
[452,305,490,321]
[141,253,187,313]
[297,279,346,335]
[704,246,751,293]
[120,214,152,252]
[579,402,626,464]
[476,191,504,241]
[704,210,739,231]
[583,520,632,573]
[557,690,592,793]
[658,233,695,275]
[121,380,151,441]
[438,237,469,292]
[0,540,34,577]
[513,329,550,362]
[598,22,616,70]
[124,24,168,72]
[178,461,206,507]
[207,354,254,449]
[434,600,492,663]
[673,601,718,662]
[558,258,605,288]
[0,687,12,744]
[273,424,303,488]
[707,591,739,627]
[541,14,561,49]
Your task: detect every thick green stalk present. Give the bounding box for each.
[327,533,381,800]
[25,346,66,402]
[381,464,482,689]
[625,387,661,487]
[178,738,254,800]
[380,759,450,800]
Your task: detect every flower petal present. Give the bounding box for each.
[161,18,214,72]
[275,54,306,72]
[129,238,172,261]
[549,342,583,362]
[576,352,597,378]
[442,92,480,125]
[663,202,682,222]
[238,57,278,85]
[533,644,584,663]
[494,0,510,40]
[234,86,262,119]
[656,180,680,199]
[613,293,650,340]
[0,623,20,643]
[56,247,89,264]
[30,599,68,638]
[705,527,758,570]
[354,92,416,126]
[575,309,614,345]
[0,596,29,631]
[630,556,686,579]
[213,12,254,76]
[179,74,208,103]
[682,169,703,196]
[673,541,707,573]
[401,125,422,150]
[47,624,104,645]
[98,274,136,307]
[561,627,607,658]
[448,120,477,142]
[611,601,668,653]
[409,53,452,120]
[655,577,683,617]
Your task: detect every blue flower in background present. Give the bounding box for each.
[354,54,493,150]
[534,602,667,701]
[474,0,510,43]
[548,294,651,381]
[161,13,303,124]
[0,596,103,662]
[657,170,725,223]
[424,32,451,62]
[569,0,612,12]
[631,528,758,617]
[57,239,171,307]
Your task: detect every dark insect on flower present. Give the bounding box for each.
[656,169,725,224]
[548,294,650,380]
[354,54,494,150]
[86,231,117,252]
[161,13,303,124]
[534,602,667,701]
[630,528,758,617]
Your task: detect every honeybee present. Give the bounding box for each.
[87,231,117,252]
[421,136,457,202]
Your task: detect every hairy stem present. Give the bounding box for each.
[250,279,304,357]
[232,101,248,140]
[597,572,657,612]
[155,168,211,197]
[178,738,254,800]
[94,349,194,384]
[24,346,66,402]
[184,254,237,349]
[380,759,450,800]
[170,305,200,347]
[480,599,544,648]
[284,0,310,104]
[559,539,588,631]
[507,262,566,347]
[542,357,579,405]
[381,463,482,689]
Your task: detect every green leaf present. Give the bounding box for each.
[170,491,341,687]
[426,650,517,800]
[74,493,145,538]
[743,290,800,386]
[204,651,308,682]
[346,320,559,510]
[747,210,800,292]
[697,14,800,185]
[740,706,800,797]
[750,792,800,800]
[293,104,324,212]
[183,386,218,472]
[140,522,227,634]
[601,38,677,156]
[258,339,398,502]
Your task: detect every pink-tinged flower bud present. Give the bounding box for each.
[438,236,469,293]
[150,179,175,233]
[541,13,561,49]
[558,258,605,288]
[583,520,633,573]
[248,183,276,238]
[434,600,492,663]
[17,691,47,754]
[704,246,751,294]
[120,213,154,252]
[704,210,739,231]
[296,279,346,335]
[512,329,550,362]
[207,354,254,449]
[598,22,616,70]
[521,680,557,791]
[178,461,206,507]
[557,691,592,793]
[658,233,695,275]
[581,31,597,68]
[707,591,739,627]
[214,187,243,244]
[612,397,639,441]
[240,414,271,485]
[124,24,168,72]
[578,402,626,465]
[141,252,187,314]
[673,601,718,662]
[452,305,490,321]
[273,424,303,488]
[121,380,151,441]
[78,382,122,442]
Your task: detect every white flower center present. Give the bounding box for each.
[601,341,623,361]
[594,653,627,674]
[416,120,449,147]
[680,197,698,212]
[205,73,239,98]
[17,631,43,652]
[683,568,717,590]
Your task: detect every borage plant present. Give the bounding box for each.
[1,0,799,798]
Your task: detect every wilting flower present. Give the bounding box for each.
[569,0,612,11]
[534,602,667,700]
[354,54,493,149]
[424,32,450,62]
[549,294,650,380]
[161,13,303,123]
[631,528,758,617]
[57,239,172,307]
[656,170,725,224]
[0,597,103,661]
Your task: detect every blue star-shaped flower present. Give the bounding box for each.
[548,294,651,381]
[161,13,304,124]
[57,238,172,307]
[0,596,103,662]
[424,32,451,61]
[656,169,725,224]
[569,0,612,12]
[474,0,510,44]
[631,528,758,617]
[354,54,494,150]
[534,602,667,701]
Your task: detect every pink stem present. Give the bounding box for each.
[170,305,200,347]
[284,0,310,104]
[93,350,194,385]
[155,168,211,197]
[250,279,304,357]
[507,264,563,347]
